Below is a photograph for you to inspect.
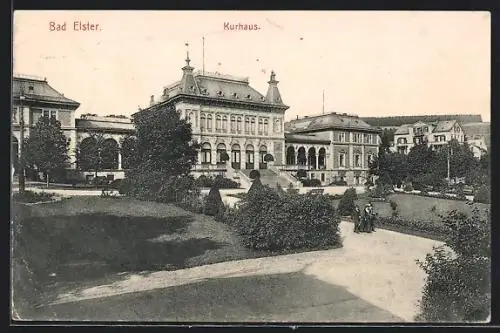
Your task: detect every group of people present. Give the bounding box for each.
[352,203,376,233]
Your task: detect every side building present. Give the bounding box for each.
[284,113,380,186]
[12,75,134,183]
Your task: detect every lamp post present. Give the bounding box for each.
[18,89,26,193]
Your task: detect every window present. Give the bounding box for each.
[251,117,256,134]
[43,109,57,120]
[424,126,428,133]
[275,119,281,133]
[367,154,374,164]
[353,133,362,143]
[206,114,212,131]
[339,132,345,142]
[187,112,194,124]
[200,114,206,130]
[367,134,373,144]
[321,173,325,182]
[230,116,236,133]
[258,118,263,135]
[222,116,228,131]
[216,115,221,132]
[201,143,211,164]
[354,154,361,167]
[12,107,17,122]
[237,117,242,133]
[339,153,346,167]
[245,117,250,133]
[263,119,269,135]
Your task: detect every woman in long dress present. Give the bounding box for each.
[362,204,372,233]
[352,205,361,233]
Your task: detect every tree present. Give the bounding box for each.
[416,206,490,322]
[126,104,199,199]
[248,177,264,197]
[407,143,434,178]
[24,116,70,187]
[249,169,260,180]
[121,136,138,170]
[204,185,225,217]
[337,187,358,216]
[448,140,479,180]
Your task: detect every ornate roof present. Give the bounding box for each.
[432,120,457,133]
[284,133,331,144]
[12,75,80,107]
[149,58,288,110]
[286,112,379,133]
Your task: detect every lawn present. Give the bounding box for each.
[11,196,263,315]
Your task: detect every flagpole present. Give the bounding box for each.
[202,37,205,75]
[322,90,325,114]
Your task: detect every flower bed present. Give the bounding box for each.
[397,189,469,202]
[12,190,56,204]
[375,216,448,241]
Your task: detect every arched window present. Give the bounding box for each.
[275,119,281,133]
[217,143,227,164]
[222,115,228,132]
[237,117,242,133]
[187,112,194,125]
[263,118,269,135]
[206,114,212,131]
[216,115,221,132]
[246,144,255,169]
[308,147,316,169]
[200,113,206,131]
[318,148,326,169]
[230,116,236,133]
[77,137,98,171]
[101,139,119,170]
[231,144,241,169]
[258,118,263,135]
[259,145,267,164]
[201,142,211,164]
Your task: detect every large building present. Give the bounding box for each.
[138,55,381,187]
[12,74,134,182]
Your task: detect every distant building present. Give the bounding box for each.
[393,120,466,154]
[284,113,381,185]
[462,122,490,159]
[362,114,483,130]
[12,75,134,182]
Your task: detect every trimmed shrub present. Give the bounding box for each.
[404,183,414,192]
[195,175,213,188]
[330,179,347,186]
[416,207,490,322]
[118,178,132,195]
[263,154,274,162]
[204,186,225,218]
[232,186,342,251]
[337,187,358,216]
[249,169,260,180]
[390,200,398,211]
[212,175,240,189]
[301,178,322,187]
[12,191,54,203]
[473,185,490,204]
[248,177,265,196]
[296,169,307,179]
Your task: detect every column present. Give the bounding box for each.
[211,147,217,165]
[361,144,365,169]
[118,150,122,170]
[315,153,319,170]
[349,145,353,168]
[294,147,298,165]
[254,150,259,169]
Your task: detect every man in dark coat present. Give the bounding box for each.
[352,205,361,233]
[368,203,376,231]
[361,204,371,232]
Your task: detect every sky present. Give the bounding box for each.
[13,11,491,122]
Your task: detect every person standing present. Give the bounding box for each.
[362,204,371,233]
[369,203,376,232]
[352,205,361,233]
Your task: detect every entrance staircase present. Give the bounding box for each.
[239,168,301,189]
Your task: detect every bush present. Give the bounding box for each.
[248,177,265,196]
[195,175,213,188]
[301,178,322,187]
[204,186,225,218]
[330,179,347,186]
[389,200,398,211]
[177,194,204,214]
[404,183,414,192]
[118,178,132,195]
[263,154,274,162]
[109,179,123,190]
[337,187,357,216]
[12,190,54,203]
[377,216,449,237]
[364,180,374,187]
[296,169,307,179]
[91,176,109,187]
[232,186,342,251]
[473,185,490,204]
[212,175,240,189]
[415,207,490,322]
[249,170,260,180]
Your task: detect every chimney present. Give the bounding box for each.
[150,95,155,106]
[296,115,299,120]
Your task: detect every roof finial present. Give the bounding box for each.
[270,70,276,82]
[185,42,190,66]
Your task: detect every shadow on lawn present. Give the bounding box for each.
[13,213,223,288]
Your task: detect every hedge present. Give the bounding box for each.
[301,178,322,187]
[229,185,342,251]
[12,191,55,204]
[376,216,448,240]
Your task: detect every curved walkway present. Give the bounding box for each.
[41,222,442,322]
